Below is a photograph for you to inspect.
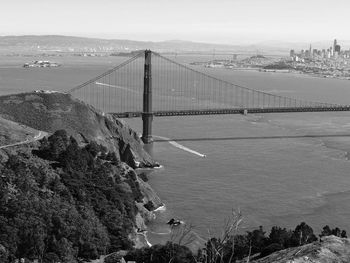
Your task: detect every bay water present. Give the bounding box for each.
[2,55,350,247]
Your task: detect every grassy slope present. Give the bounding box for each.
[0,116,39,146]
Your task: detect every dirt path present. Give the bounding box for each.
[0,131,48,149]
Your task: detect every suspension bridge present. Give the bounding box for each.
[69,50,350,144]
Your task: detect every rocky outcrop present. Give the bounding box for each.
[118,162,163,219]
[119,163,162,208]
[0,91,157,168]
[117,162,163,247]
[251,236,350,263]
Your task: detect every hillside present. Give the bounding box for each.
[0,116,40,147]
[0,130,162,262]
[0,91,163,262]
[0,91,156,168]
[251,235,350,263]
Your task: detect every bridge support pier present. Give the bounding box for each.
[142,113,153,144]
[141,50,153,144]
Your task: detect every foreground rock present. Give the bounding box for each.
[252,235,350,263]
[0,91,157,168]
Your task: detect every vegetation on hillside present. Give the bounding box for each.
[0,130,148,262]
[124,222,347,263]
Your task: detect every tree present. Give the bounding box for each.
[268,226,293,248]
[319,225,332,238]
[341,230,347,238]
[204,209,243,263]
[260,243,284,258]
[232,234,250,260]
[247,226,268,254]
[320,225,347,238]
[125,242,195,263]
[291,222,317,246]
[35,130,69,160]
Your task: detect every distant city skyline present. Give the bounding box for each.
[1,0,350,45]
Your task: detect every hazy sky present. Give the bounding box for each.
[1,0,350,44]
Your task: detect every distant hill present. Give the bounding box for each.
[0,91,156,168]
[0,35,244,53]
[1,35,349,56]
[0,35,301,55]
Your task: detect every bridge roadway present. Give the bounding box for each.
[110,106,350,118]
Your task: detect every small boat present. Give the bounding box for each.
[137,228,147,233]
[167,218,182,226]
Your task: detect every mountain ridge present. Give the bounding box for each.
[1,35,350,54]
[0,35,242,53]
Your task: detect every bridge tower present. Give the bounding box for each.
[141,50,153,144]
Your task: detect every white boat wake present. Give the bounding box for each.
[149,230,172,235]
[154,204,166,212]
[154,135,206,158]
[95,82,139,94]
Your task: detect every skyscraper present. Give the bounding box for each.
[335,44,341,53]
[333,39,337,57]
[309,44,312,58]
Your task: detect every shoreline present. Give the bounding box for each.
[135,162,168,248]
[136,231,152,247]
[203,65,350,81]
[237,67,350,81]
[136,204,168,248]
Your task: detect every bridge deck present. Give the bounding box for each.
[110,106,350,118]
